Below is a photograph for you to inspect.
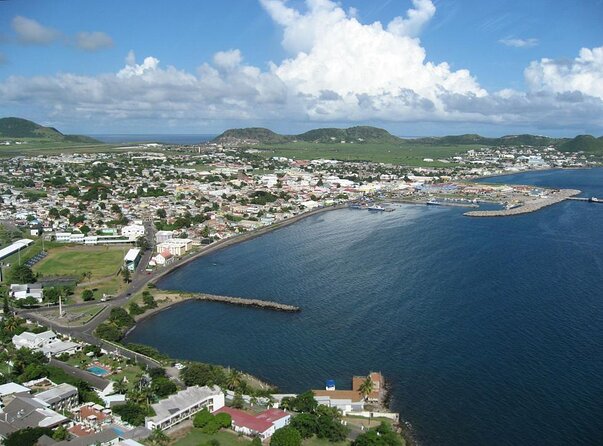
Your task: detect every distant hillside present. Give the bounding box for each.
[214,125,402,145]
[559,135,603,153]
[413,134,567,147]
[0,117,100,143]
[213,127,290,145]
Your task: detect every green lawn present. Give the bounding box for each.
[173,429,252,446]
[34,246,125,279]
[253,141,475,166]
[303,436,349,446]
[0,138,158,157]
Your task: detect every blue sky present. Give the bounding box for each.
[0,0,602,136]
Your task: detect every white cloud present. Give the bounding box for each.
[387,0,436,37]
[75,31,114,51]
[499,37,539,48]
[525,46,603,100]
[12,16,60,44]
[1,2,602,133]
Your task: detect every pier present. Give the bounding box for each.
[464,188,581,217]
[567,197,603,203]
[189,292,301,312]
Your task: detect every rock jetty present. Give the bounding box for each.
[192,293,300,312]
[464,188,581,217]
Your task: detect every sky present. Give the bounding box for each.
[0,0,602,136]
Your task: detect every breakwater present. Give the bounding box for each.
[464,188,581,217]
[187,292,300,312]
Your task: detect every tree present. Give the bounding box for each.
[136,236,150,251]
[181,363,226,387]
[114,378,129,394]
[358,376,374,401]
[148,427,169,446]
[129,302,145,316]
[142,291,157,309]
[251,437,262,446]
[109,307,135,328]
[231,391,244,409]
[52,425,69,441]
[82,289,94,301]
[4,427,53,446]
[122,267,131,283]
[156,208,167,219]
[3,292,10,315]
[352,422,402,446]
[113,402,149,426]
[226,369,243,391]
[290,413,318,439]
[293,391,318,413]
[214,412,232,429]
[270,426,302,446]
[151,377,177,398]
[193,408,213,428]
[95,322,122,342]
[8,264,35,284]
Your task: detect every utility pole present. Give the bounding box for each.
[58,292,64,318]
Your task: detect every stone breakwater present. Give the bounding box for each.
[189,292,301,312]
[464,189,581,217]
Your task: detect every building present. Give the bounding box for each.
[10,283,43,302]
[0,382,31,398]
[12,331,81,357]
[214,407,290,440]
[214,407,274,439]
[121,224,145,241]
[155,230,174,244]
[0,238,34,261]
[352,372,384,402]
[124,248,142,272]
[36,383,79,411]
[150,250,173,267]
[0,394,68,436]
[145,385,224,431]
[156,238,192,256]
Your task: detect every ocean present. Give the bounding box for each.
[90,134,216,145]
[125,168,603,446]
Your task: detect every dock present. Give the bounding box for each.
[464,188,581,217]
[190,293,300,312]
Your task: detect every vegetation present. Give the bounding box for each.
[34,246,124,279]
[270,426,302,446]
[113,401,152,426]
[351,422,404,446]
[174,430,252,446]
[193,408,232,434]
[559,134,603,152]
[0,117,99,143]
[3,427,53,446]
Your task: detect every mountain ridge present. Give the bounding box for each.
[0,117,100,144]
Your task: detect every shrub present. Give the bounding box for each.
[193,409,213,428]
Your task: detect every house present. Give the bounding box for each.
[0,382,31,398]
[124,248,142,271]
[121,224,145,241]
[151,250,173,266]
[214,407,290,440]
[0,238,34,261]
[0,394,68,437]
[352,372,384,402]
[145,385,224,431]
[36,383,79,411]
[214,407,274,439]
[10,283,44,302]
[13,331,81,357]
[155,230,175,244]
[156,238,192,256]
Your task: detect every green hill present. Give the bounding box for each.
[214,125,402,145]
[559,135,603,153]
[0,117,99,143]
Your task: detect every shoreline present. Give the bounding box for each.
[473,166,592,182]
[149,203,346,286]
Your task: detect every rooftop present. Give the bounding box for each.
[148,385,221,423]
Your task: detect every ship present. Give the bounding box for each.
[368,205,385,211]
[589,197,599,203]
[426,200,441,206]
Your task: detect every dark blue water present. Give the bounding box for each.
[91,134,216,144]
[126,168,603,446]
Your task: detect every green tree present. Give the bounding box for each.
[5,427,53,446]
[293,391,318,413]
[226,369,243,391]
[358,376,374,401]
[109,307,135,328]
[52,425,69,441]
[82,289,94,301]
[290,413,318,439]
[3,292,10,315]
[148,427,169,446]
[193,408,213,428]
[129,302,145,316]
[8,264,35,284]
[122,267,131,283]
[352,422,402,446]
[95,322,122,342]
[151,377,177,398]
[214,412,232,429]
[231,391,244,409]
[142,291,157,309]
[270,426,302,446]
[113,402,149,426]
[156,208,167,219]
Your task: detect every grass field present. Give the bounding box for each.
[254,141,475,166]
[0,137,162,157]
[173,429,252,446]
[34,245,125,279]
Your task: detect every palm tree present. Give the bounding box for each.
[114,378,128,394]
[148,427,169,446]
[226,369,243,391]
[4,316,21,333]
[358,376,374,402]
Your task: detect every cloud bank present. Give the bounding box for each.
[1,1,602,132]
[12,16,60,44]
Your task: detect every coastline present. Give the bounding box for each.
[149,203,347,286]
[473,166,592,182]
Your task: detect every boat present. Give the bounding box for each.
[426,200,440,206]
[349,203,363,209]
[368,205,385,211]
[589,197,599,203]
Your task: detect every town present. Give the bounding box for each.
[0,139,599,446]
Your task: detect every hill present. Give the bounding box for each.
[559,135,603,153]
[213,125,402,145]
[0,117,100,144]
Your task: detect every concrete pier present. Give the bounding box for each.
[464,189,581,217]
[190,293,301,312]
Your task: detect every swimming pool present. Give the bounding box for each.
[87,365,110,376]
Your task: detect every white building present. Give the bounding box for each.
[214,407,290,440]
[155,230,175,244]
[145,385,224,431]
[12,330,81,357]
[121,224,145,241]
[124,248,142,271]
[10,283,43,302]
[156,238,192,256]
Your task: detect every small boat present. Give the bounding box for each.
[367,205,385,211]
[426,200,440,206]
[589,197,599,203]
[349,203,363,209]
